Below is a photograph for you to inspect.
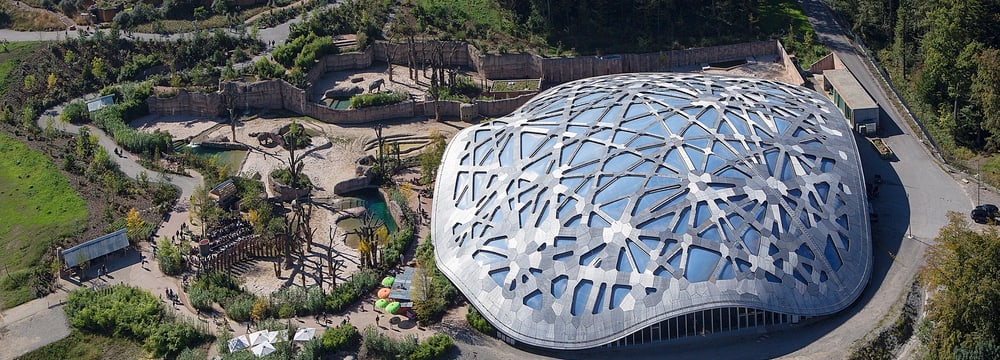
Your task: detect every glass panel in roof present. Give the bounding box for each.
[592,128,613,141]
[718,261,735,280]
[628,239,649,271]
[663,148,686,170]
[647,120,669,137]
[705,154,726,174]
[616,248,633,272]
[589,212,611,228]
[603,152,641,173]
[625,103,648,119]
[574,107,606,125]
[557,198,578,219]
[779,153,795,180]
[639,236,659,252]
[551,275,569,299]
[523,290,543,310]
[572,140,606,166]
[483,236,508,250]
[726,213,744,228]
[820,158,835,172]
[825,236,842,270]
[683,123,711,138]
[796,243,815,260]
[773,117,790,133]
[498,137,513,166]
[612,129,635,145]
[629,134,662,148]
[741,227,760,255]
[694,201,711,227]
[623,114,657,132]
[559,176,583,190]
[571,280,593,316]
[489,267,509,287]
[736,258,752,272]
[523,154,551,175]
[632,160,655,173]
[554,236,576,247]
[699,225,721,243]
[520,132,547,159]
[533,201,550,227]
[634,191,672,217]
[685,246,721,283]
[518,203,531,227]
[591,283,607,314]
[815,182,831,202]
[664,113,688,134]
[610,285,631,310]
[839,232,850,251]
[574,91,609,107]
[765,272,782,283]
[694,107,719,129]
[763,149,779,176]
[474,142,493,166]
[646,175,679,189]
[600,198,628,220]
[579,244,606,266]
[683,145,704,171]
[566,161,599,175]
[637,212,675,232]
[567,125,590,136]
[673,207,691,233]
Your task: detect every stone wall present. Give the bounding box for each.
[809,52,844,74]
[776,41,806,86]
[149,40,797,123]
[305,49,374,87]
[147,89,222,117]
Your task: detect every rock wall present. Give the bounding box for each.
[334,176,371,195]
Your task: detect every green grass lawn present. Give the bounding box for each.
[0,133,87,307]
[17,330,145,360]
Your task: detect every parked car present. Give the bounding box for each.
[971,204,999,224]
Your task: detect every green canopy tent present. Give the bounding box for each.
[386,301,401,314]
[375,298,389,309]
[381,276,395,287]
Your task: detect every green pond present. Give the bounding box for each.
[334,188,398,249]
[176,144,247,175]
[324,98,351,110]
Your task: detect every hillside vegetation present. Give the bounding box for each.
[0,132,87,307]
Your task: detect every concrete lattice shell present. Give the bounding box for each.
[432,73,872,350]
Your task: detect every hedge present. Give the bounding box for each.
[325,269,378,313]
[349,91,408,108]
[321,322,359,352]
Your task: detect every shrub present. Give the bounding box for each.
[325,269,378,313]
[143,319,208,358]
[362,325,418,359]
[466,304,495,335]
[59,101,89,123]
[188,286,213,312]
[349,91,408,108]
[252,58,284,80]
[65,285,163,340]
[410,334,454,360]
[321,322,359,352]
[156,237,183,275]
[270,168,312,189]
[225,294,255,322]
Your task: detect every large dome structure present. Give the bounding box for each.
[431,73,872,350]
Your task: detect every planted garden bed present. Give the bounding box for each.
[870,138,895,160]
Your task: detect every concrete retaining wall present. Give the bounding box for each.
[147,89,222,117]
[777,41,806,86]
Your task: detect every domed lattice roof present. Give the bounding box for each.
[431,73,872,350]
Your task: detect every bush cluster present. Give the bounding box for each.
[273,33,337,70]
[410,334,455,360]
[64,285,207,358]
[362,324,418,359]
[156,237,184,275]
[325,269,378,313]
[349,91,408,108]
[465,304,495,335]
[412,239,459,326]
[270,168,313,189]
[91,83,173,156]
[321,322,359,352]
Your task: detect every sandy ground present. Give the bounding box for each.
[139,112,465,297]
[311,62,486,103]
[132,114,225,141]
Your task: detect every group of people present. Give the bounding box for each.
[207,217,254,253]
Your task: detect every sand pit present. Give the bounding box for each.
[132,114,224,140]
